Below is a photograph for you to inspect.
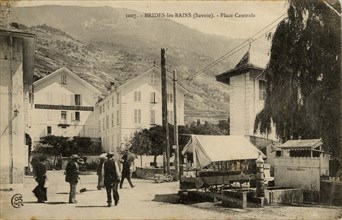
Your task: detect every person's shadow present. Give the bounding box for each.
[76,205,108,208]
[24,201,68,205]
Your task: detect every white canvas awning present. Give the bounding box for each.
[182,135,265,169]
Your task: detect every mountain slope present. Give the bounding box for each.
[12,5,243,62]
[12,6,238,123]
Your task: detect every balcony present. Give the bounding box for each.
[58,119,70,128]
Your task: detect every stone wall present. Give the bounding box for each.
[320,180,342,206]
[265,188,303,204]
[135,167,176,180]
[274,157,329,191]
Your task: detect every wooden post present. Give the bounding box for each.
[9,35,14,183]
[161,48,170,174]
[173,70,179,181]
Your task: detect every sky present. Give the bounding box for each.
[16,0,288,39]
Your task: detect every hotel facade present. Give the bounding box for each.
[28,67,102,147]
[97,67,187,156]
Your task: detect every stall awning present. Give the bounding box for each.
[278,139,322,149]
[182,135,265,168]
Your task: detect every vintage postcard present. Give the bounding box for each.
[0,0,341,219]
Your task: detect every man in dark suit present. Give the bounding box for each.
[120,154,135,188]
[102,152,121,207]
[65,154,81,204]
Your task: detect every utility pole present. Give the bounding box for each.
[161,48,170,175]
[173,70,179,181]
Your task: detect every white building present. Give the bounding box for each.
[1,27,35,187]
[216,49,278,167]
[97,66,187,155]
[28,67,102,147]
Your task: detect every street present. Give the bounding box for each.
[1,171,341,220]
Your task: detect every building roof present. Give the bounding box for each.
[216,49,269,82]
[117,66,189,94]
[0,27,36,38]
[182,135,265,168]
[34,67,102,95]
[0,27,36,85]
[278,139,323,149]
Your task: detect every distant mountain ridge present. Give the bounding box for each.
[12,5,243,61]
[11,5,243,123]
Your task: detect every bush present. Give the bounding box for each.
[37,135,101,156]
[34,144,55,155]
[86,160,99,171]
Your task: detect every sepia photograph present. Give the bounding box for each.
[0,0,341,219]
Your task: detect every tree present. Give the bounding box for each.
[130,125,176,167]
[130,126,163,167]
[149,125,166,166]
[218,119,230,135]
[189,121,224,135]
[73,136,92,154]
[40,135,69,169]
[178,125,192,163]
[254,0,341,158]
[130,129,152,156]
[130,121,231,167]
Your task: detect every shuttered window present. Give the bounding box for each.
[134,91,141,102]
[150,110,156,124]
[134,109,141,124]
[75,94,81,105]
[259,80,266,100]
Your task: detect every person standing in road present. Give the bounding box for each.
[32,156,47,203]
[120,154,135,189]
[65,154,81,204]
[102,152,121,207]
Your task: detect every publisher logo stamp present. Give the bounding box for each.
[11,194,24,208]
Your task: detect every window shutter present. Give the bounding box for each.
[139,109,141,123]
[70,94,74,105]
[150,110,155,124]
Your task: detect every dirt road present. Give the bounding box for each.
[1,171,341,220]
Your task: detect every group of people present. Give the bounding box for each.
[32,150,135,207]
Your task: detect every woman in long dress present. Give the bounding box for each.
[33,156,47,203]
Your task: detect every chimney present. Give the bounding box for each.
[10,22,19,29]
[110,81,115,92]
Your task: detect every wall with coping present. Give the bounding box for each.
[274,156,329,191]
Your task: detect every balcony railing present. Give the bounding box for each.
[58,119,69,128]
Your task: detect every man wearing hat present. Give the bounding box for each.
[120,153,135,189]
[101,152,121,207]
[65,154,82,203]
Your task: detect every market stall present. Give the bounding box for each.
[180,135,265,191]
